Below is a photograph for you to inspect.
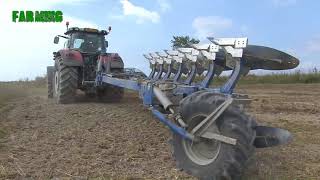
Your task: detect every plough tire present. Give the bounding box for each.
[172,91,256,180]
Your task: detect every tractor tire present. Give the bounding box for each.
[172,91,256,180]
[47,66,55,98]
[53,57,79,104]
[96,85,124,102]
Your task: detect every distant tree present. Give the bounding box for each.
[171,36,200,49]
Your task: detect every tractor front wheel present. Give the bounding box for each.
[172,91,256,180]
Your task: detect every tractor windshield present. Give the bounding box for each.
[70,32,105,53]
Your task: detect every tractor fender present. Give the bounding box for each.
[106,53,124,69]
[98,53,124,73]
[56,49,84,66]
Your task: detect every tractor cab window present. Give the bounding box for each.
[73,39,84,49]
[70,33,105,53]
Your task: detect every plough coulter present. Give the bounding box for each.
[49,24,299,179]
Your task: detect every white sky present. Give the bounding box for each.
[0,0,318,81]
[0,0,98,81]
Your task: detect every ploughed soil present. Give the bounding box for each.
[0,84,320,179]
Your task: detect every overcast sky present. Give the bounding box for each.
[0,0,319,81]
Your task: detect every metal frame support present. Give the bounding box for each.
[165,50,183,83]
[151,109,194,141]
[177,48,199,85]
[150,53,164,80]
[187,43,219,88]
[220,58,244,94]
[163,63,172,80]
[99,74,141,91]
[184,63,197,85]
[191,97,237,145]
[206,37,248,94]
[144,54,157,79]
[154,64,164,80]
[200,61,216,88]
[156,52,172,81]
[191,97,233,135]
[140,82,153,106]
[162,54,173,80]
[149,66,156,79]
[173,62,183,82]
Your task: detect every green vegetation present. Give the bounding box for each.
[210,70,320,86]
[187,69,320,88]
[171,35,200,49]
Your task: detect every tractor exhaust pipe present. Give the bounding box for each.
[254,126,293,148]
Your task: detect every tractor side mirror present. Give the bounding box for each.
[54,36,59,44]
[105,41,109,48]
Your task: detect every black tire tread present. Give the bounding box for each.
[55,57,78,104]
[47,66,54,98]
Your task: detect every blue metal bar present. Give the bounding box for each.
[140,83,153,106]
[184,63,196,85]
[220,59,243,94]
[148,65,156,79]
[151,109,193,141]
[200,61,215,88]
[154,64,164,80]
[173,63,182,83]
[162,64,172,80]
[98,74,199,97]
[100,75,141,91]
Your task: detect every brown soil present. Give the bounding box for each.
[0,84,320,179]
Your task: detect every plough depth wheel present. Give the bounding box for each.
[172,91,256,180]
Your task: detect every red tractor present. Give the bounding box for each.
[47,24,124,103]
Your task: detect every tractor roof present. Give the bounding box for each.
[65,27,108,35]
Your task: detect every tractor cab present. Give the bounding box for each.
[51,22,124,93]
[54,23,111,54]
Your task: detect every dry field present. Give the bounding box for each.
[0,83,319,179]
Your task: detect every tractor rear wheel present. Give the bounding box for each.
[53,57,79,104]
[172,91,256,180]
[47,66,55,98]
